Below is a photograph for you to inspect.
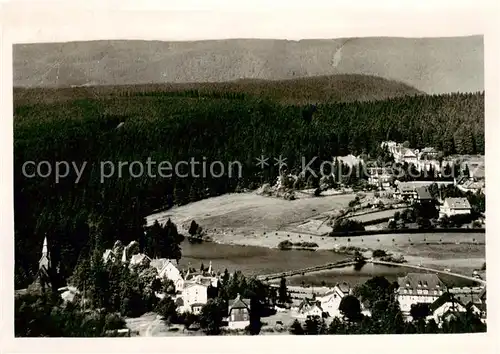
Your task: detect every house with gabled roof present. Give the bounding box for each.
[315,282,352,318]
[415,187,433,203]
[102,249,117,265]
[227,294,251,329]
[150,258,184,292]
[428,292,467,325]
[129,253,151,268]
[401,148,418,165]
[396,273,446,314]
[295,298,324,319]
[439,197,471,218]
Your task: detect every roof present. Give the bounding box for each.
[444,197,471,210]
[130,253,151,265]
[150,258,178,272]
[397,183,416,193]
[103,249,116,261]
[448,287,484,305]
[466,301,486,314]
[429,292,465,312]
[479,287,486,300]
[402,149,417,158]
[335,282,351,295]
[298,298,323,313]
[191,303,206,308]
[337,154,363,167]
[228,294,251,312]
[415,187,432,200]
[184,279,210,289]
[421,147,438,154]
[397,273,445,290]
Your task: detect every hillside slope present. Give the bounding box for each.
[13,74,423,105]
[13,36,483,94]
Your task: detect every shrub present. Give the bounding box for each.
[372,249,387,258]
[278,240,293,250]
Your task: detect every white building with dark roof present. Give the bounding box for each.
[315,282,352,318]
[439,197,472,218]
[396,273,446,314]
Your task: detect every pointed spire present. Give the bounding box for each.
[42,236,48,256]
[39,235,50,272]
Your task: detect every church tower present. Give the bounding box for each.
[39,236,51,274]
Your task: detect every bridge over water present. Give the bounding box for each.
[257,258,486,286]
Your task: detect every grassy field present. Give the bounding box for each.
[148,192,484,281]
[147,192,358,239]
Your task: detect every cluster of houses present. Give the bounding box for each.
[396,273,486,324]
[35,234,248,329]
[371,141,485,195]
[391,180,474,218]
[292,282,369,319]
[381,141,441,170]
[100,240,253,328]
[102,241,214,309]
[291,274,486,326]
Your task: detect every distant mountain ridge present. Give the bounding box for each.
[13,36,484,94]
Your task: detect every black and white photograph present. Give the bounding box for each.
[3,2,496,348]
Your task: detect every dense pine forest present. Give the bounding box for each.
[13,90,484,288]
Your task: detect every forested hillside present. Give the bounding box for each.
[14,91,484,288]
[13,74,422,105]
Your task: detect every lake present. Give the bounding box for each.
[179,240,483,288]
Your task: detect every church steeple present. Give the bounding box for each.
[39,236,50,271]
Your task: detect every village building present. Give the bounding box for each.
[439,198,472,218]
[394,181,454,201]
[58,285,80,304]
[396,273,446,315]
[39,236,50,275]
[418,147,440,161]
[315,282,352,318]
[129,253,151,268]
[455,177,485,194]
[448,286,487,324]
[414,187,434,204]
[393,182,418,200]
[181,277,211,314]
[401,148,418,165]
[28,236,53,293]
[295,298,325,319]
[121,240,140,263]
[150,258,184,292]
[428,292,467,325]
[227,294,251,329]
[102,249,117,265]
[367,167,393,189]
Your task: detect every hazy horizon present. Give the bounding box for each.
[13,36,484,94]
